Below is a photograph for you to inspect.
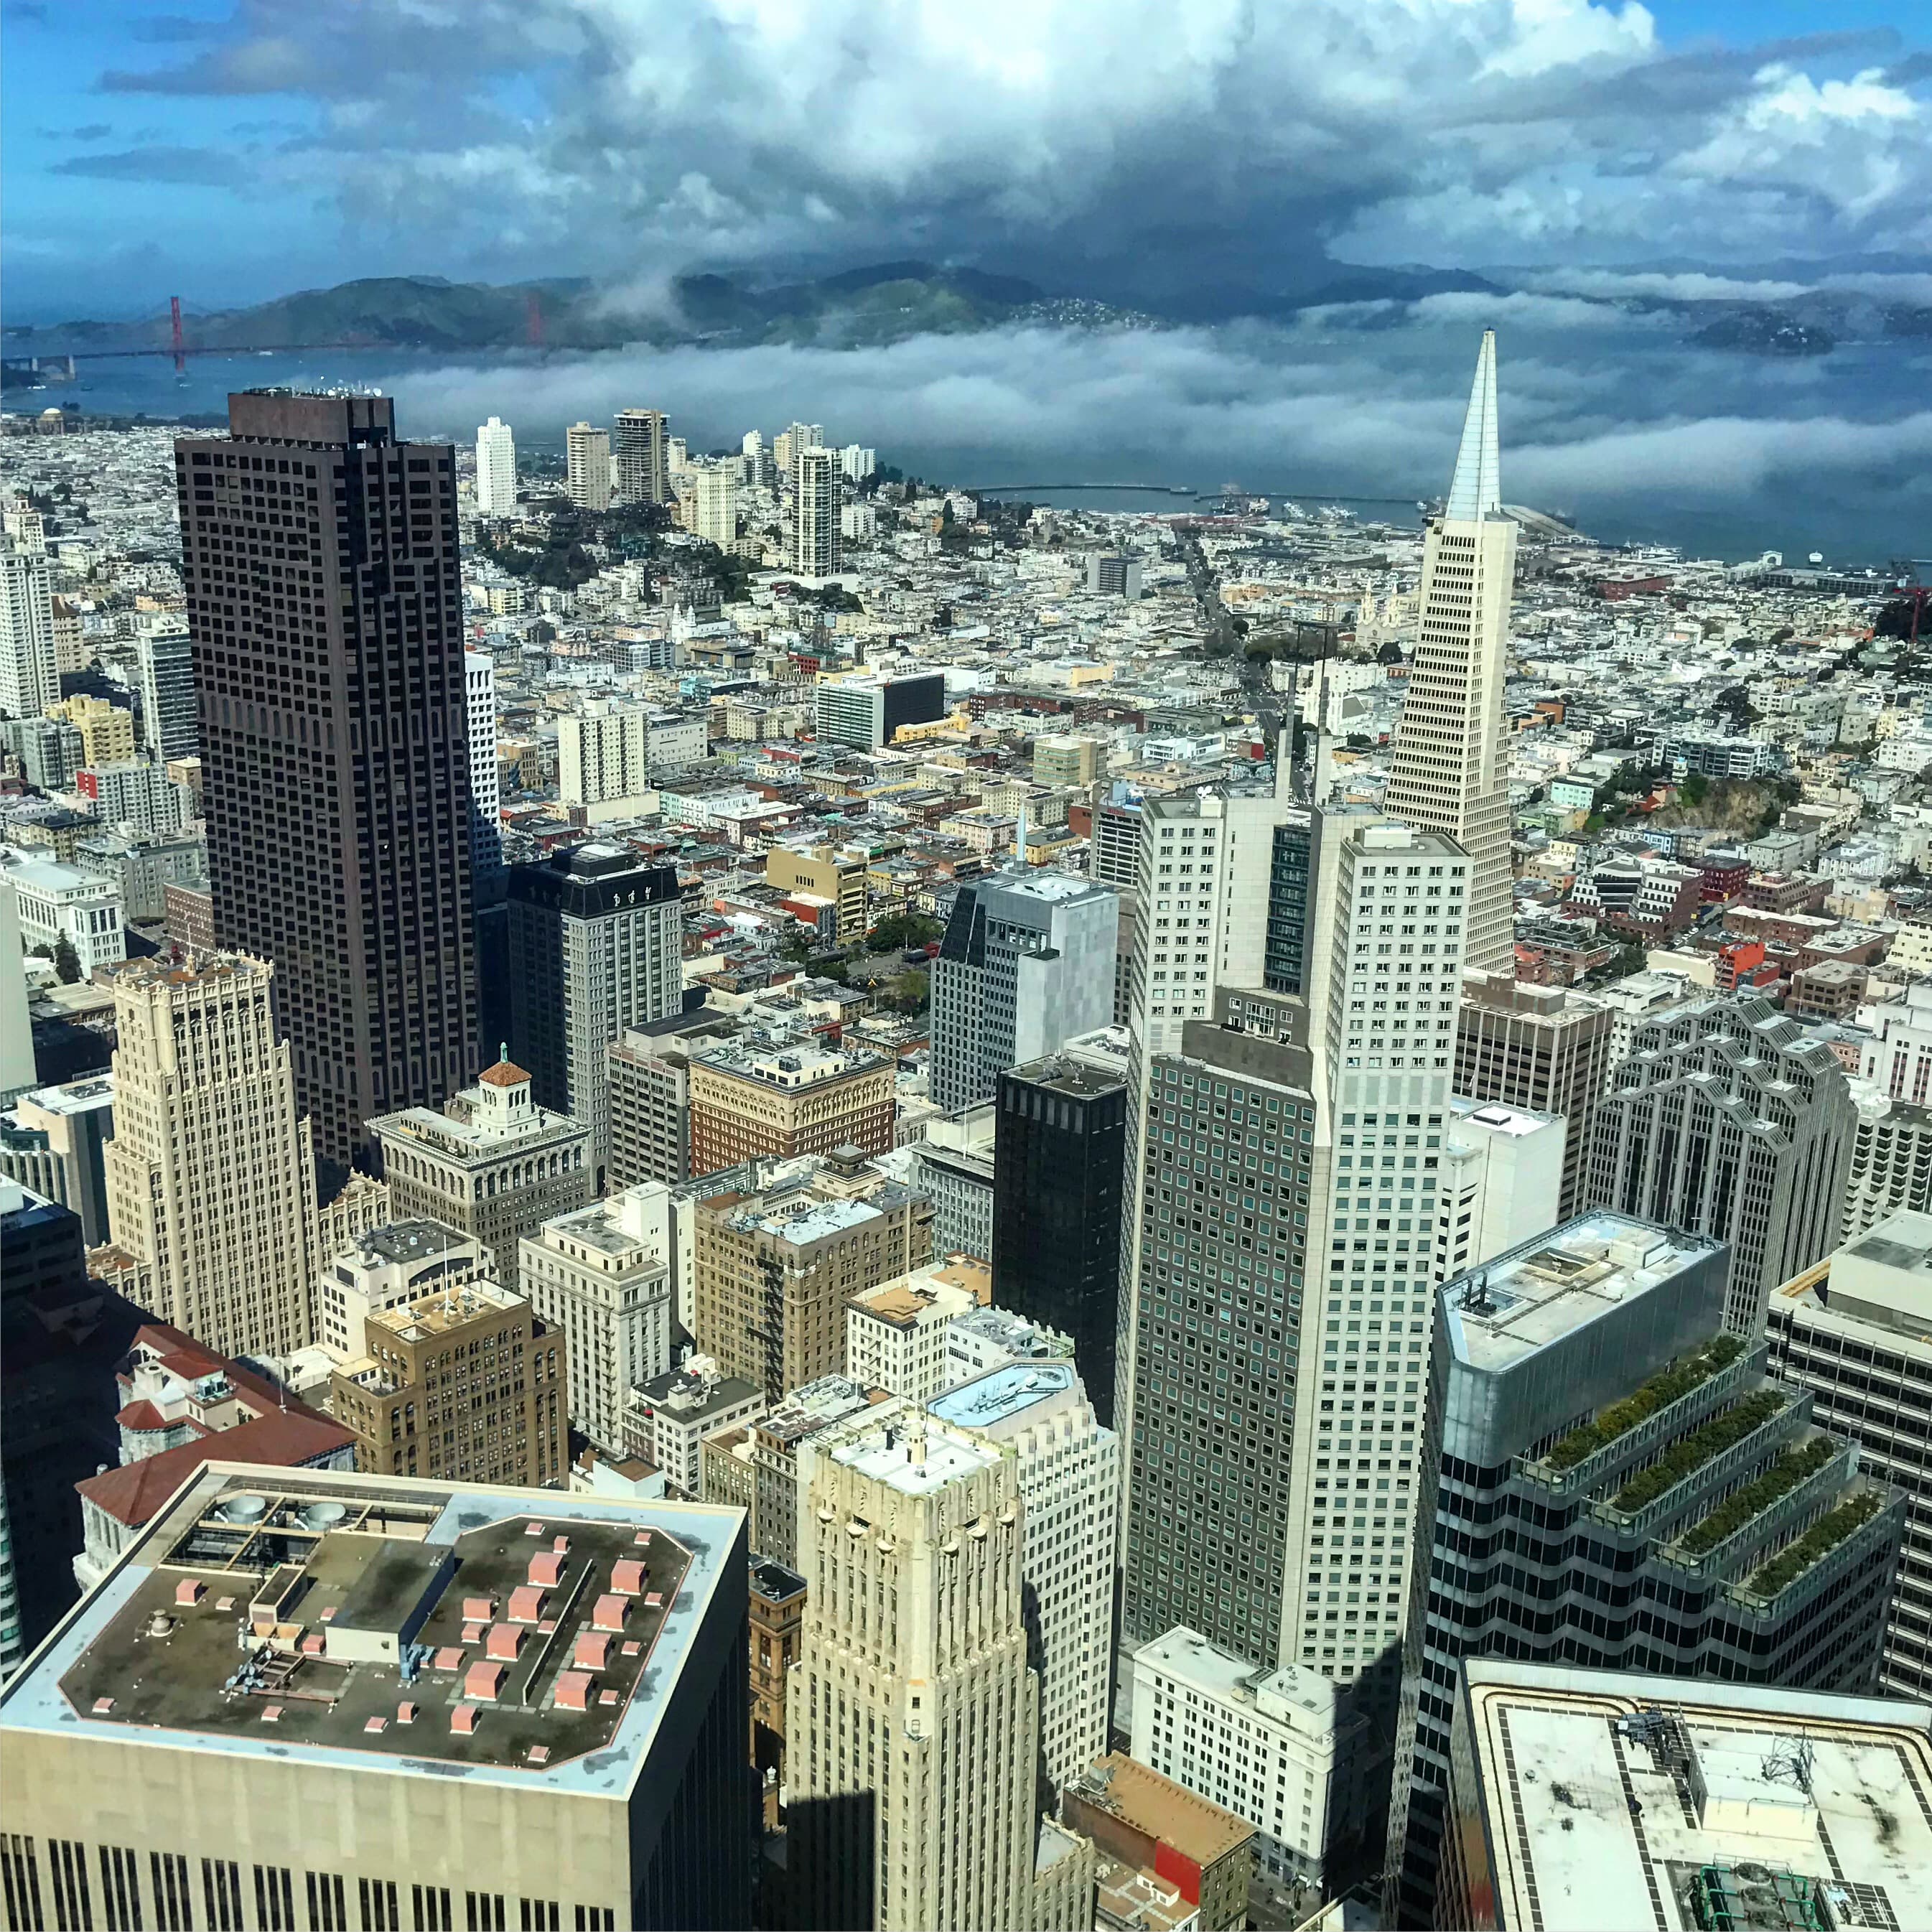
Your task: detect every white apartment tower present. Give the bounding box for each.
[691,462,739,547]
[464,650,502,886]
[792,445,841,579]
[928,1361,1119,1792]
[615,407,670,505]
[566,421,612,512]
[1381,331,1516,972]
[557,699,653,812]
[474,414,517,515]
[1,533,58,720]
[102,952,325,1359]
[787,1411,1074,1932]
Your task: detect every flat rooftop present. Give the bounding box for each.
[1796,1210,1932,1343]
[928,1361,1081,1432]
[1134,1625,1340,1730]
[1460,1661,1932,1932]
[829,1419,997,1496]
[1,1465,742,1798]
[1441,1213,1719,1374]
[353,1220,475,1268]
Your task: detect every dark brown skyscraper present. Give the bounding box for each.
[175,393,477,1170]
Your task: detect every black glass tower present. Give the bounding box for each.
[176,393,477,1170]
[992,1052,1127,1426]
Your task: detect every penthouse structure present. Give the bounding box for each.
[370,1058,592,1294]
[1386,1214,1905,1925]
[312,1220,487,1362]
[0,1464,753,1930]
[687,1034,896,1173]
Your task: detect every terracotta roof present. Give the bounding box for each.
[114,1400,175,1433]
[75,1408,354,1528]
[125,1322,297,1417]
[477,1060,531,1087]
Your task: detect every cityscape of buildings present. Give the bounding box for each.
[1,335,1930,1931]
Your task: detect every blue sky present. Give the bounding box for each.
[5,0,1929,320]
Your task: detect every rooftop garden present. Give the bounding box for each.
[1542,1334,1747,1472]
[1676,1437,1838,1556]
[1610,1389,1786,1514]
[1743,1490,1886,1600]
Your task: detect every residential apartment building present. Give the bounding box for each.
[930,869,1119,1111]
[0,531,58,719]
[519,1182,677,1455]
[687,1033,896,1173]
[330,1277,568,1488]
[566,419,612,509]
[630,1355,766,1497]
[1841,1086,1932,1241]
[1768,1209,1932,1701]
[765,843,868,944]
[370,1058,592,1295]
[614,407,669,505]
[1587,991,1857,1333]
[473,414,516,514]
[1386,1214,1904,1924]
[1,1463,754,1931]
[813,669,946,751]
[136,625,197,760]
[508,844,684,1187]
[45,694,136,769]
[790,444,840,579]
[691,1149,932,1401]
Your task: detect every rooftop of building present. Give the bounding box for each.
[849,1259,990,1328]
[1006,1049,1129,1099]
[637,1359,764,1424]
[827,1414,997,1496]
[365,1278,526,1345]
[947,1302,1075,1358]
[1457,1660,1932,1932]
[755,1374,885,1447]
[1775,1210,1932,1349]
[748,1558,806,1606]
[1133,1625,1345,1736]
[345,1219,477,1270]
[1442,1213,1723,1374]
[690,1033,887,1088]
[1448,1096,1561,1140]
[1068,1753,1255,1869]
[101,948,269,989]
[927,1361,1089,1434]
[7,1466,739,1797]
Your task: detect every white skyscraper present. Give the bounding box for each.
[136,624,197,760]
[566,421,612,512]
[792,444,841,579]
[1,533,58,720]
[1381,331,1516,972]
[464,650,502,887]
[691,462,738,547]
[474,414,517,515]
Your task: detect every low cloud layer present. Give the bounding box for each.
[379,308,1930,560]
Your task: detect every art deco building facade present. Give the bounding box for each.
[175,393,477,1170]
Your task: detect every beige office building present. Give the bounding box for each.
[691,1149,932,1401]
[330,1277,568,1488]
[100,953,330,1359]
[688,1035,896,1173]
[1033,734,1101,788]
[566,421,612,511]
[787,1410,1092,1931]
[690,462,738,546]
[46,692,136,768]
[0,1463,755,1930]
[765,843,868,943]
[313,1218,488,1361]
[370,1058,592,1294]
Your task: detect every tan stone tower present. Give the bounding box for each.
[1383,330,1518,973]
[786,1409,1091,1931]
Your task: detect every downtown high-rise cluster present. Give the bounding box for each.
[1,332,1928,1932]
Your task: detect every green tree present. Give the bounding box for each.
[866,912,942,953]
[53,933,82,984]
[883,969,929,1012]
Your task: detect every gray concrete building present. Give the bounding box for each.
[928,867,1118,1112]
[1586,991,1856,1333]
[607,1011,740,1190]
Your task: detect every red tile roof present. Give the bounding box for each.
[477,1060,531,1087]
[75,1406,353,1528]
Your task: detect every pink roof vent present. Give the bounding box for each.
[174,1579,205,1607]
[632,1530,653,1546]
[551,1534,569,1555]
[363,1716,388,1735]
[462,1595,495,1623]
[463,1661,505,1702]
[643,1591,664,1609]
[610,1559,645,1596]
[452,1704,480,1735]
[524,1521,546,1538]
[396,1702,418,1725]
[485,1624,523,1662]
[555,1670,593,1712]
[574,1630,611,1671]
[300,1632,326,1657]
[462,1622,485,1644]
[261,1705,283,1723]
[432,1646,465,1671]
[319,1606,337,1623]
[527,1745,550,1765]
[91,1697,115,1714]
[528,1551,565,1589]
[508,1585,546,1623]
[591,1593,629,1632]
[621,1641,641,1658]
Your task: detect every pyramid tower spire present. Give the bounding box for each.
[1443,328,1501,522]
